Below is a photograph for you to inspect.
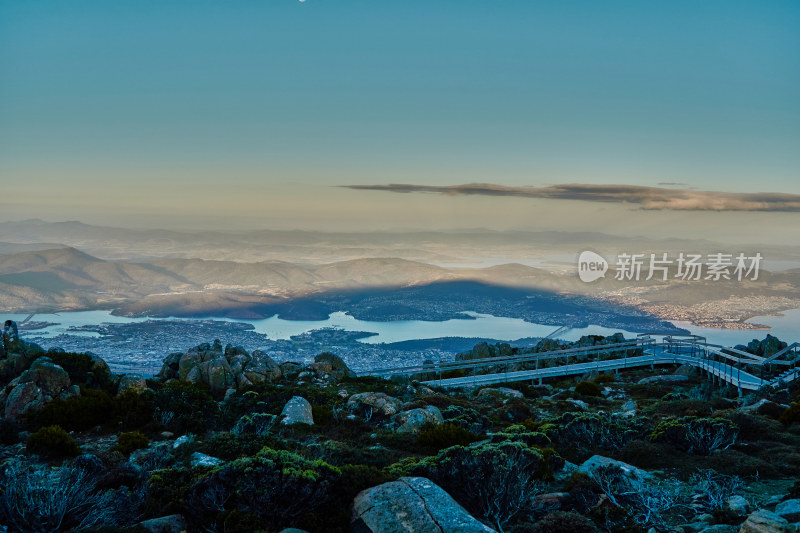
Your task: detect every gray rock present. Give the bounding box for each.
[137,514,187,533]
[117,374,148,396]
[280,396,314,425]
[190,452,224,467]
[774,499,800,522]
[698,526,737,533]
[314,352,356,379]
[0,357,75,420]
[738,509,790,533]
[352,476,496,533]
[244,350,282,383]
[206,356,235,393]
[674,364,698,377]
[393,406,444,434]
[348,392,404,417]
[637,374,689,385]
[477,387,524,401]
[173,435,195,449]
[727,495,750,515]
[577,455,651,481]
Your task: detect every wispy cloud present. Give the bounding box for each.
[342,183,800,212]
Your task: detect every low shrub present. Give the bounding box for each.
[300,464,395,533]
[312,404,333,425]
[575,381,602,397]
[417,422,482,451]
[650,417,738,455]
[779,402,800,426]
[593,373,616,384]
[153,381,220,434]
[757,401,786,420]
[36,388,116,431]
[113,431,149,455]
[185,448,341,530]
[26,425,81,458]
[522,511,599,533]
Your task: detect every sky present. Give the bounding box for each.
[1,1,798,241]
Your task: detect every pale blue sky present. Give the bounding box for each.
[1,1,798,236]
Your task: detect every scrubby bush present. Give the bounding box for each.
[146,466,214,518]
[552,412,649,451]
[186,448,340,530]
[521,511,599,533]
[0,462,140,531]
[113,431,149,455]
[779,402,800,426]
[153,380,220,434]
[594,373,616,384]
[416,422,481,451]
[36,388,116,431]
[300,464,395,533]
[757,401,786,420]
[575,381,603,397]
[401,441,553,530]
[312,404,333,425]
[650,417,738,455]
[441,405,490,433]
[651,398,712,418]
[26,425,81,458]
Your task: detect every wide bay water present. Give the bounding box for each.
[3,308,800,346]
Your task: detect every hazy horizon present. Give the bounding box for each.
[2,1,798,243]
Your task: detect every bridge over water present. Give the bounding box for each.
[362,335,800,395]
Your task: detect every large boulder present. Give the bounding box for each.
[348,392,404,418]
[117,374,148,396]
[243,350,282,383]
[577,455,651,482]
[774,499,800,522]
[313,352,356,380]
[137,515,187,533]
[476,387,524,402]
[738,509,790,533]
[352,476,496,533]
[0,357,77,420]
[393,406,444,434]
[280,396,314,425]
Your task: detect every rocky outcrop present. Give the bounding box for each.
[774,499,800,522]
[352,476,496,533]
[190,452,224,467]
[738,509,790,533]
[393,406,443,433]
[312,352,356,380]
[577,455,651,481]
[280,396,314,425]
[476,387,524,401]
[348,392,404,418]
[156,343,281,394]
[0,357,78,420]
[137,514,187,533]
[117,374,148,396]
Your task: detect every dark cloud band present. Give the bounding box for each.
[342,183,800,212]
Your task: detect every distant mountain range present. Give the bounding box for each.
[0,220,799,329]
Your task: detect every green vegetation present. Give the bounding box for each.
[113,431,150,454]
[575,380,603,397]
[26,425,80,458]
